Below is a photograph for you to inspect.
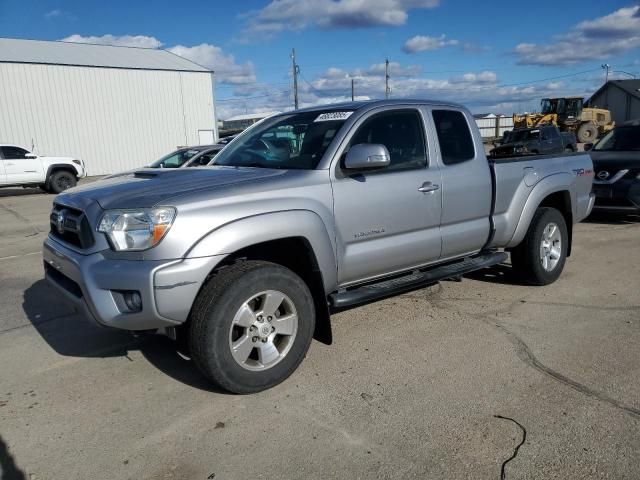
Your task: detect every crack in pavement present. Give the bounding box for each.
[493,321,640,420]
[0,203,43,235]
[442,297,640,313]
[416,291,640,420]
[493,415,527,480]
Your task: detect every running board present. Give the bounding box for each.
[329,251,508,309]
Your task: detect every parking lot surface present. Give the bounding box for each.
[0,185,639,480]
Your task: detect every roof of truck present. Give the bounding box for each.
[289,99,465,115]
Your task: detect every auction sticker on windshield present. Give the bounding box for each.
[315,111,353,122]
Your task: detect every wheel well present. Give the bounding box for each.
[539,191,573,256]
[48,166,78,181]
[213,237,332,344]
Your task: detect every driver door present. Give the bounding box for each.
[330,107,442,286]
[0,146,44,183]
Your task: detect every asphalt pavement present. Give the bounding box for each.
[0,185,638,480]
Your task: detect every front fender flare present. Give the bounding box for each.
[507,172,573,248]
[46,163,80,182]
[186,210,337,292]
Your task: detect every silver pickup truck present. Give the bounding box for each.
[43,100,595,393]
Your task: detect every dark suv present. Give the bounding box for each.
[590,120,640,213]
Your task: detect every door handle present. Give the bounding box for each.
[418,182,440,193]
[6,163,15,166]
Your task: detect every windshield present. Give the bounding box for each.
[541,99,553,114]
[594,126,640,151]
[509,129,540,142]
[213,110,353,169]
[149,149,202,168]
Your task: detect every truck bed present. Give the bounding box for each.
[488,151,594,249]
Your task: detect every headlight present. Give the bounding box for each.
[98,207,176,251]
[514,146,527,154]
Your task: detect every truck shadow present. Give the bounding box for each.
[584,212,640,225]
[22,280,228,394]
[0,434,26,480]
[463,263,530,286]
[0,187,47,198]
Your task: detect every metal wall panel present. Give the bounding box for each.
[0,63,216,175]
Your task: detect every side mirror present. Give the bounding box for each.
[583,143,593,151]
[25,153,38,158]
[344,144,390,170]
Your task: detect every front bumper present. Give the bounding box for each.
[592,178,640,213]
[43,236,224,330]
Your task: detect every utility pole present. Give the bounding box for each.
[601,63,611,84]
[351,77,355,101]
[385,58,390,99]
[291,48,299,110]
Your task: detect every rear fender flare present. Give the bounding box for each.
[186,210,337,292]
[507,173,573,248]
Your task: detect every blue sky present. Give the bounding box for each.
[2,0,639,119]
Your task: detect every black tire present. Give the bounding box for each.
[577,123,598,143]
[49,171,77,194]
[510,207,568,286]
[564,146,574,153]
[189,260,316,393]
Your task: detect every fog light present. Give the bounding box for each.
[123,291,142,312]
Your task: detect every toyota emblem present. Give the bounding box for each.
[597,171,610,180]
[56,210,66,234]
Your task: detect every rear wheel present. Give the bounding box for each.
[49,171,76,193]
[510,207,568,285]
[189,261,315,393]
[577,123,598,143]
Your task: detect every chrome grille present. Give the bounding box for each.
[49,204,95,249]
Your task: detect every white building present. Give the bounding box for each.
[0,38,217,175]
[473,113,514,139]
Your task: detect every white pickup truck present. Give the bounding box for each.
[0,144,86,193]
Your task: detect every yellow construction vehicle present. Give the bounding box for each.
[513,97,614,143]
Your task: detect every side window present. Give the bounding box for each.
[347,110,427,171]
[432,110,475,165]
[541,129,550,140]
[1,147,29,159]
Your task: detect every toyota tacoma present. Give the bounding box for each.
[43,100,595,393]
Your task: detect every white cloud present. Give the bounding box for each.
[402,34,458,53]
[167,44,256,85]
[514,6,640,66]
[241,0,440,38]
[231,62,596,118]
[45,9,62,18]
[60,35,256,85]
[61,34,162,49]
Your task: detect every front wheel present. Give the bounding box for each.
[510,207,568,285]
[48,171,77,193]
[188,261,316,393]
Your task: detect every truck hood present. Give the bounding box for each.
[57,167,286,210]
[40,156,76,163]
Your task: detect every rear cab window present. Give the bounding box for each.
[431,110,475,165]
